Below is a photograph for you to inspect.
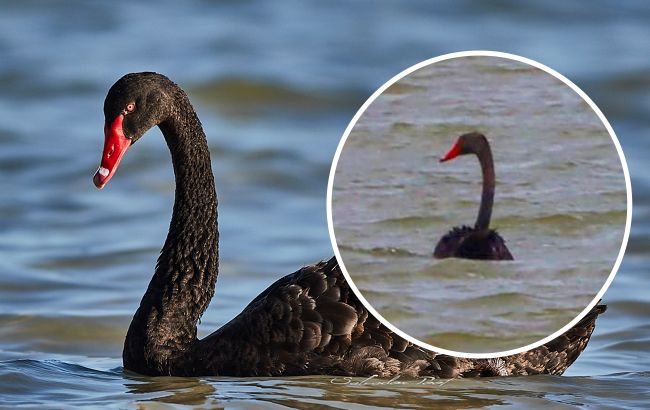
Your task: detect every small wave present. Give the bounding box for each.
[450,292,537,309]
[383,82,426,95]
[192,77,365,117]
[30,246,157,270]
[0,359,115,377]
[390,122,416,133]
[499,210,626,227]
[0,313,128,357]
[368,215,444,228]
[423,330,520,349]
[338,244,419,257]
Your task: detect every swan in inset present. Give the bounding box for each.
[434,132,514,260]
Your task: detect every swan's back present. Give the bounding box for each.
[189,257,443,376]
[187,257,601,377]
[434,225,514,260]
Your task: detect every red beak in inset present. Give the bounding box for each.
[440,139,463,162]
[93,114,131,189]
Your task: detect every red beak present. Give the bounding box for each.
[440,140,463,162]
[93,115,131,189]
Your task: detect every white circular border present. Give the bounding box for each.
[326,50,632,359]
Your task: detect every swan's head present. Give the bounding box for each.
[94,72,174,189]
[440,132,488,162]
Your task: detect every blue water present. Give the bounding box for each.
[0,0,649,408]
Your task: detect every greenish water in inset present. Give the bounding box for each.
[332,57,627,352]
[1,1,649,409]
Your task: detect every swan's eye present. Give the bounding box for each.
[125,102,136,113]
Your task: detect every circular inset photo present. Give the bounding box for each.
[328,51,630,355]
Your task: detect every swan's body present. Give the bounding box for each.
[434,225,512,260]
[434,133,513,260]
[95,73,603,377]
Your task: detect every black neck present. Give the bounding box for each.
[474,144,495,231]
[123,92,219,374]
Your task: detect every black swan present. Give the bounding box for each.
[94,73,604,377]
[434,132,514,260]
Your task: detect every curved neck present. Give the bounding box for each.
[123,91,219,375]
[474,144,494,231]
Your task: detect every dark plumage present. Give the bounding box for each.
[434,225,513,260]
[434,132,513,260]
[94,73,603,377]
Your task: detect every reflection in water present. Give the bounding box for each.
[117,372,650,408]
[0,355,649,407]
[125,373,217,406]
